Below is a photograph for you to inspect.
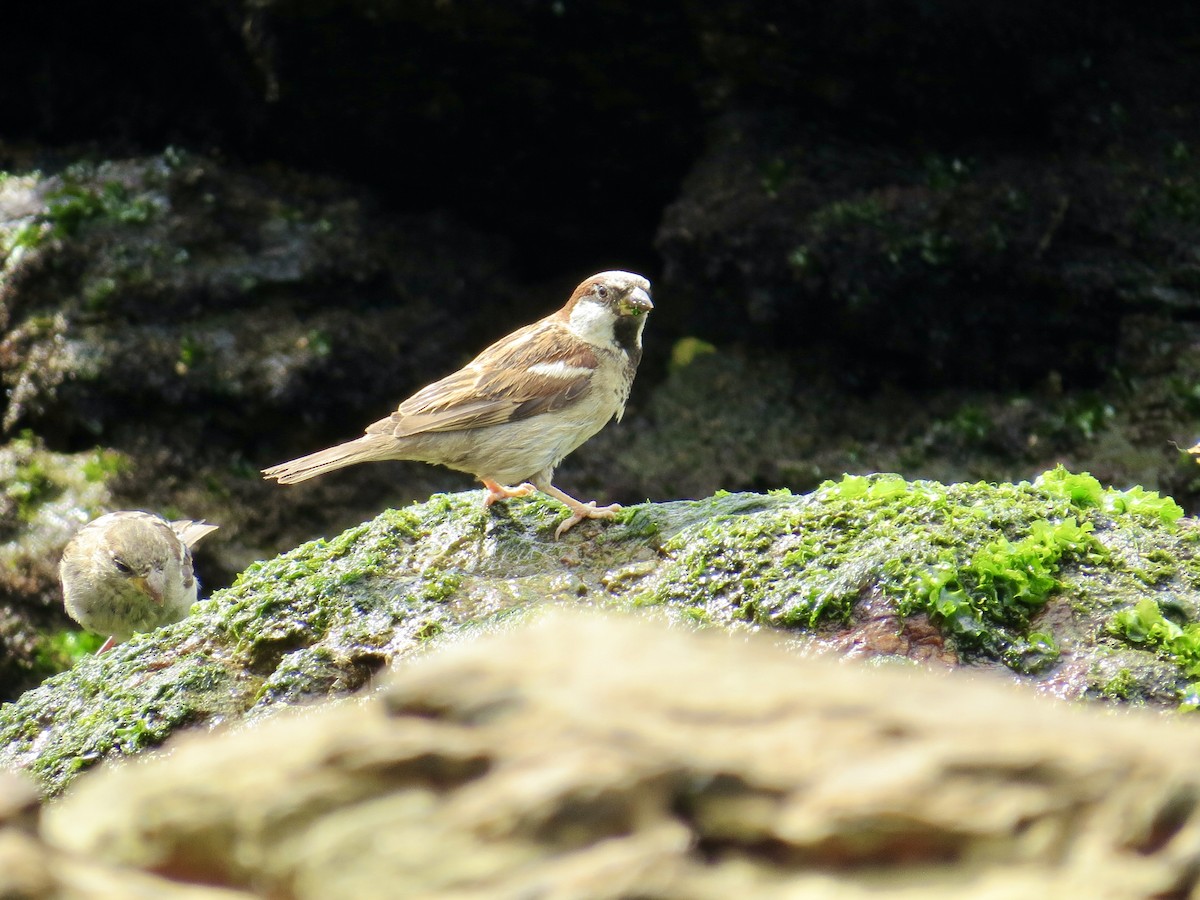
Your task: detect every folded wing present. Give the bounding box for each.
[366,323,597,438]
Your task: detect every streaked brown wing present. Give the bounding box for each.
[366,323,597,438]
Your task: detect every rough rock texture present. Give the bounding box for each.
[2,473,1197,796]
[40,612,1200,898]
[0,771,248,899]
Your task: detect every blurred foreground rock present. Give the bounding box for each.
[41,612,1200,898]
[0,771,249,899]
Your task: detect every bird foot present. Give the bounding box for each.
[96,635,117,655]
[554,501,623,539]
[481,480,536,507]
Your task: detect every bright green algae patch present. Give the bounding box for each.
[646,473,1097,647]
[642,468,1190,676]
[1,472,1198,795]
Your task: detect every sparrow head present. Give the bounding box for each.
[564,271,652,354]
[62,512,188,608]
[577,271,653,317]
[99,518,179,606]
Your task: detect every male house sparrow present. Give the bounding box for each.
[263,270,653,537]
[60,511,219,653]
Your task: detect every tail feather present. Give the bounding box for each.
[262,435,399,484]
[169,519,220,547]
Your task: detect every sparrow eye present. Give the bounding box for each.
[112,557,133,575]
[596,285,609,299]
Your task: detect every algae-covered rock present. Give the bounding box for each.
[3,470,1200,796]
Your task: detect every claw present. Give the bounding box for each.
[553,501,622,539]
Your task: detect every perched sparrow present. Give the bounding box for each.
[263,270,653,537]
[59,511,219,653]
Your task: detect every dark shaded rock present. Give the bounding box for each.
[655,108,1200,391]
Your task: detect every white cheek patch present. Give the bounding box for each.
[528,361,593,379]
[567,298,616,347]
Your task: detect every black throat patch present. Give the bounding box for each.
[612,316,644,364]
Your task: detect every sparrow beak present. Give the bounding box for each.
[619,287,653,317]
[133,573,166,606]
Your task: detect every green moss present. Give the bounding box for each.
[644,471,1119,671]
[1181,682,1200,712]
[81,275,118,312]
[6,167,161,254]
[420,571,463,603]
[1100,668,1138,701]
[177,335,205,369]
[416,621,444,641]
[1009,630,1061,674]
[810,196,889,232]
[1129,548,1179,587]
[7,220,46,252]
[786,244,813,272]
[805,193,957,270]
[8,456,59,520]
[885,228,956,268]
[942,403,993,444]
[1035,465,1184,527]
[907,516,1101,662]
[80,448,129,483]
[1109,598,1200,682]
[34,631,106,670]
[304,329,333,358]
[45,180,157,238]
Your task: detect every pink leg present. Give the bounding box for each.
[536,481,622,538]
[96,635,117,654]
[481,478,536,507]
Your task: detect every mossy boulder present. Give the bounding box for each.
[2,470,1199,796]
